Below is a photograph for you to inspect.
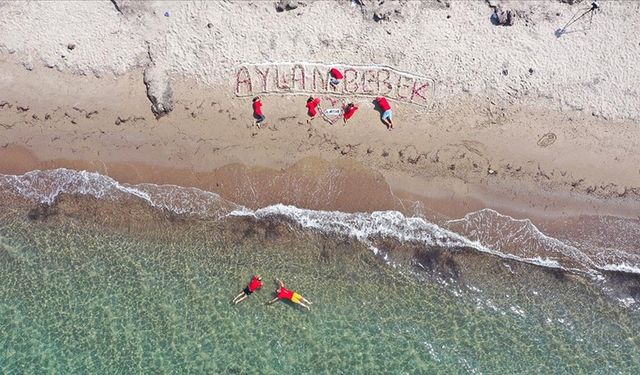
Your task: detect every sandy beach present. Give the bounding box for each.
[1,0,639,220]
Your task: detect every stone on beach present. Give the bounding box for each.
[493,8,515,26]
[275,0,298,12]
[143,65,173,118]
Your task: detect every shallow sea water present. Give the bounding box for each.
[2,208,640,374]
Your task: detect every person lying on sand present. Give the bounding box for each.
[265,278,313,310]
[252,96,266,128]
[232,274,263,304]
[343,102,358,125]
[306,96,322,124]
[375,96,394,130]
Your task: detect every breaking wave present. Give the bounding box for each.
[1,168,639,281]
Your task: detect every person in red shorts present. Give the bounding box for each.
[265,278,313,310]
[329,67,344,89]
[252,96,266,128]
[374,96,394,130]
[232,274,263,304]
[306,96,322,124]
[342,102,358,125]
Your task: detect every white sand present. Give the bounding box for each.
[2,0,639,120]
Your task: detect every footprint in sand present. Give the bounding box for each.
[537,132,556,147]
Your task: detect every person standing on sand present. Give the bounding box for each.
[306,96,321,124]
[342,102,358,125]
[375,96,394,130]
[329,67,343,89]
[232,274,263,304]
[265,278,313,310]
[252,96,266,128]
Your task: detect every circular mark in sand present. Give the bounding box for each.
[537,133,557,147]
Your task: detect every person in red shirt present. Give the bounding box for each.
[374,96,394,130]
[232,274,264,304]
[342,102,358,125]
[329,68,344,89]
[306,96,322,124]
[252,96,266,128]
[265,278,313,310]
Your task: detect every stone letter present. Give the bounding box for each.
[377,69,393,96]
[291,64,306,91]
[313,67,327,92]
[343,68,359,94]
[275,65,290,91]
[396,74,412,100]
[255,66,270,92]
[361,69,377,94]
[235,66,252,95]
[410,80,430,104]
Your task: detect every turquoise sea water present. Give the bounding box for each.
[1,170,640,373]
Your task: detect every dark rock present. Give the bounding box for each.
[275,0,298,12]
[492,8,515,26]
[67,43,76,50]
[207,22,213,28]
[27,203,57,221]
[502,69,509,76]
[528,67,534,74]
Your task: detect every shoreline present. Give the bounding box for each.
[1,143,638,226]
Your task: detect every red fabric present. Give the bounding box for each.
[253,100,263,116]
[306,98,321,117]
[330,68,344,80]
[277,287,294,300]
[248,277,263,292]
[343,105,358,120]
[376,97,391,111]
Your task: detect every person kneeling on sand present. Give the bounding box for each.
[232,274,263,304]
[252,96,266,128]
[329,67,343,89]
[375,96,394,130]
[343,102,358,125]
[265,278,313,310]
[306,96,322,124]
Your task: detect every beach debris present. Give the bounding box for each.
[164,11,170,17]
[556,1,600,37]
[537,133,557,147]
[487,167,497,175]
[486,0,498,8]
[207,22,214,28]
[275,0,298,12]
[492,7,515,26]
[67,43,76,51]
[17,106,29,112]
[110,0,124,14]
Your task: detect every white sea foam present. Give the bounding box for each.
[0,168,236,218]
[598,263,640,275]
[229,204,571,272]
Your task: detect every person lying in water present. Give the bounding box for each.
[265,278,313,310]
[232,274,263,304]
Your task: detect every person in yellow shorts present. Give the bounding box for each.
[265,278,313,311]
